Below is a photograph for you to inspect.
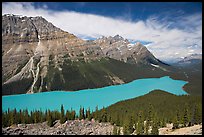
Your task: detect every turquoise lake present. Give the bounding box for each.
[2,76,188,114]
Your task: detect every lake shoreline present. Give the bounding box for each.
[2,76,188,114]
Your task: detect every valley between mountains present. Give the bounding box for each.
[2,14,201,96]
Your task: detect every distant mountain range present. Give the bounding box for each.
[175,54,202,66]
[2,14,201,95]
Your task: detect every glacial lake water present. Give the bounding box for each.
[2,76,188,114]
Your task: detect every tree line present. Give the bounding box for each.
[2,105,89,127]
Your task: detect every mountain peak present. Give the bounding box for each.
[2,14,169,95]
[2,14,74,44]
[113,34,123,39]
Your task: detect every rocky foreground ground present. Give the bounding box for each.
[159,123,202,135]
[2,119,113,135]
[2,120,202,135]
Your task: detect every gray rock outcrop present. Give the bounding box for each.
[2,119,113,135]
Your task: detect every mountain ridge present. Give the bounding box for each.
[2,14,173,95]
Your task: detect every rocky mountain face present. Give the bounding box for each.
[2,14,75,44]
[2,14,169,95]
[94,35,162,65]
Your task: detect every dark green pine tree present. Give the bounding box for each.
[20,109,26,124]
[9,109,14,126]
[24,109,29,124]
[172,116,179,129]
[71,110,76,120]
[2,111,8,127]
[145,104,154,135]
[79,106,85,120]
[45,110,48,120]
[136,111,144,135]
[60,104,66,124]
[101,107,107,122]
[173,110,180,129]
[115,114,120,126]
[161,118,167,128]
[191,104,202,125]
[86,108,92,121]
[148,103,153,122]
[151,121,159,135]
[144,120,149,135]
[39,111,44,123]
[30,111,34,123]
[107,114,112,124]
[183,105,190,127]
[94,106,99,120]
[34,110,37,123]
[47,110,54,127]
[65,110,70,120]
[151,113,159,135]
[123,122,129,135]
[128,115,134,134]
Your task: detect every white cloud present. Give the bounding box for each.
[2,2,202,62]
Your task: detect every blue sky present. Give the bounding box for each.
[37,2,202,20]
[32,2,201,20]
[33,2,202,29]
[2,2,202,62]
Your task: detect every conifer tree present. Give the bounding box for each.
[115,114,120,126]
[173,110,180,129]
[101,108,107,122]
[47,110,54,127]
[9,109,14,126]
[151,112,159,135]
[60,104,66,124]
[2,112,8,127]
[151,122,159,135]
[20,109,26,124]
[183,105,190,127]
[136,111,144,135]
[66,110,70,120]
[34,111,37,123]
[86,108,92,121]
[71,110,76,120]
[123,123,129,135]
[128,115,134,134]
[172,116,179,129]
[79,106,85,120]
[144,120,149,135]
[94,106,99,120]
[148,103,153,122]
[24,109,29,124]
[113,124,118,135]
[192,104,202,125]
[13,108,18,124]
